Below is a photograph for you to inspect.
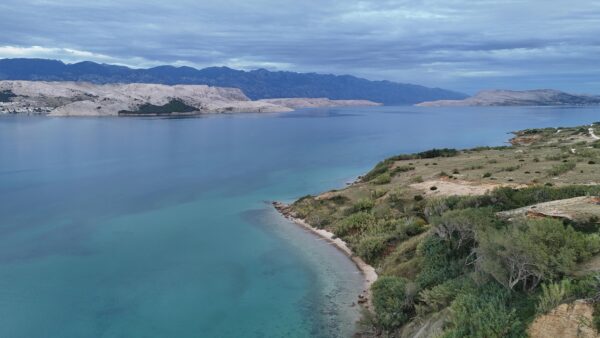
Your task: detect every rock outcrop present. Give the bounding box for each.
[258,97,381,109]
[416,89,600,107]
[0,81,292,116]
[528,300,600,338]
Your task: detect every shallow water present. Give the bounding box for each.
[1,106,599,337]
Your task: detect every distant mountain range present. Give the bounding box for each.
[417,89,600,107]
[0,58,466,105]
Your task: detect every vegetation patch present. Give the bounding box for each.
[118,99,198,115]
[286,123,600,337]
[0,89,17,102]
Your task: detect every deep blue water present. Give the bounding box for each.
[1,106,599,337]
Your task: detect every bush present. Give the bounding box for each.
[391,165,415,176]
[483,172,492,178]
[373,173,392,185]
[536,279,573,314]
[350,198,375,213]
[442,283,522,338]
[362,161,390,181]
[356,235,390,263]
[394,217,426,240]
[571,273,600,299]
[547,161,576,176]
[416,277,474,316]
[411,175,424,183]
[334,212,376,237]
[432,207,497,250]
[476,218,600,291]
[371,276,412,331]
[416,235,465,289]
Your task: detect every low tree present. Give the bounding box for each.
[371,276,412,332]
[476,218,600,291]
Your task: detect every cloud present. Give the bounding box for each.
[0,0,599,93]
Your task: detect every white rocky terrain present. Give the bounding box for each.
[258,97,381,109]
[416,89,600,107]
[0,81,381,117]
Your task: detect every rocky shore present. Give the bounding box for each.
[272,201,378,310]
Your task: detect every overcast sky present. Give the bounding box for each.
[0,0,599,94]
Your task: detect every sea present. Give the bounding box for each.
[1,105,599,337]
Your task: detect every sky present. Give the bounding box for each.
[0,0,599,94]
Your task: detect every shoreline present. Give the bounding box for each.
[272,201,378,310]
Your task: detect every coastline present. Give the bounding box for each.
[272,201,378,310]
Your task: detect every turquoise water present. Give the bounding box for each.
[1,106,600,337]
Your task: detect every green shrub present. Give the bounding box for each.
[416,277,474,316]
[305,211,331,228]
[432,207,497,250]
[571,273,600,299]
[371,276,412,331]
[476,218,600,291]
[373,173,392,185]
[356,234,390,263]
[410,175,424,183]
[483,172,492,178]
[545,153,564,161]
[501,165,521,172]
[391,165,415,176]
[334,212,375,237]
[362,161,390,181]
[350,198,375,213]
[536,279,573,314]
[442,283,522,338]
[547,161,576,176]
[394,217,426,240]
[416,235,465,289]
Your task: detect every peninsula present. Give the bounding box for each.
[417,89,600,107]
[278,124,600,337]
[0,81,379,116]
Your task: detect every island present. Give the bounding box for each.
[0,81,380,116]
[277,124,600,337]
[417,89,600,107]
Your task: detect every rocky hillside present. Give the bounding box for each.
[258,97,381,109]
[283,124,600,337]
[0,81,380,116]
[417,89,600,107]
[0,58,467,105]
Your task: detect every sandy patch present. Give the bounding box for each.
[410,179,523,197]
